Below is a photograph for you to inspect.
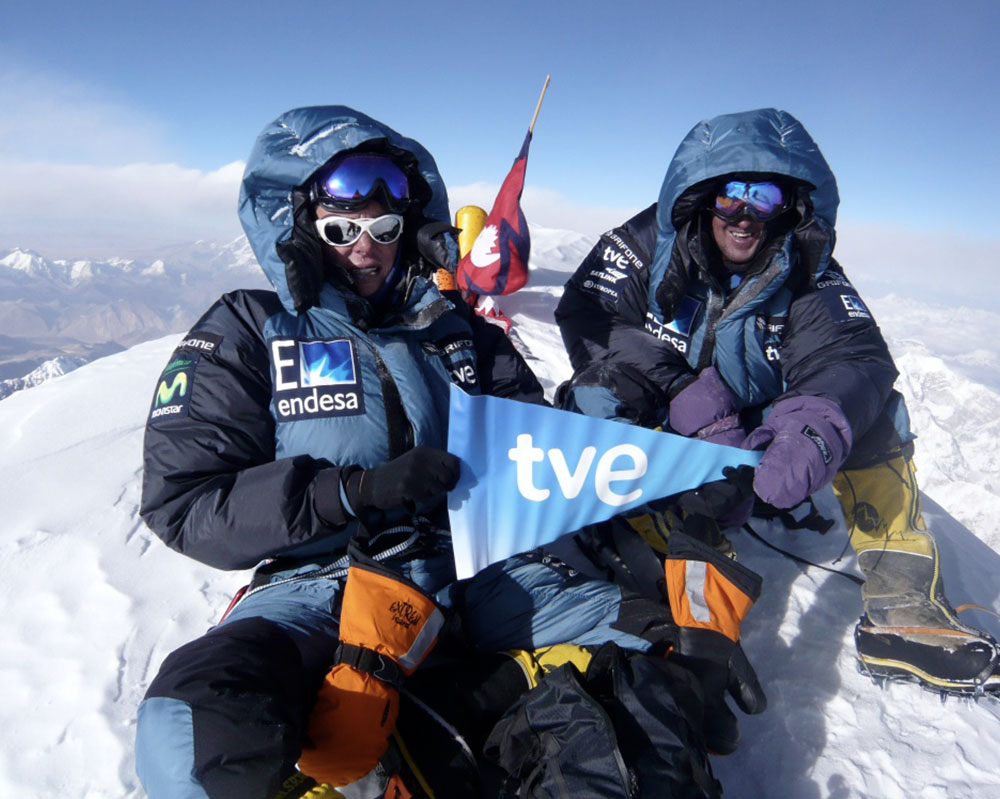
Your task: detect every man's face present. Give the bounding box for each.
[316,200,400,297]
[711,214,766,269]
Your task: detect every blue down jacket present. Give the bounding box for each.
[556,108,910,460]
[139,106,544,571]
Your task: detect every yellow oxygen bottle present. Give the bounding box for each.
[455,205,487,258]
[433,205,487,292]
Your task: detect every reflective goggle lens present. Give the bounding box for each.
[714,181,787,221]
[318,155,409,207]
[314,213,404,247]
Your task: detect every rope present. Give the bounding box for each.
[742,521,864,585]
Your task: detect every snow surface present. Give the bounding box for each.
[2,226,1000,798]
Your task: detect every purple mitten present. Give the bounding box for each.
[669,367,745,447]
[743,396,853,509]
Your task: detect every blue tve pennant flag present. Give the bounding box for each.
[447,385,762,579]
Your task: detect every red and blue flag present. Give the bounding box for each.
[456,132,531,297]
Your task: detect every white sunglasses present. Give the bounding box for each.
[314,213,404,248]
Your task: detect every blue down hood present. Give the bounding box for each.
[237,106,450,314]
[648,108,840,317]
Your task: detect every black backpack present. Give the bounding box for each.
[484,644,722,799]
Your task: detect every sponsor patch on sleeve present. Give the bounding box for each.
[149,352,199,424]
[578,232,647,302]
[423,334,479,389]
[814,274,873,323]
[178,331,224,355]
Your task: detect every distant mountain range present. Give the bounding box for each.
[0,240,267,382]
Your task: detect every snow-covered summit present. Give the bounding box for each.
[2,294,1000,799]
[2,227,1000,798]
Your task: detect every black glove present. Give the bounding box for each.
[671,638,767,756]
[663,531,766,756]
[675,465,755,520]
[275,188,326,313]
[415,221,461,272]
[345,446,460,515]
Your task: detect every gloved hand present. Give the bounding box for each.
[664,531,766,755]
[344,446,460,515]
[275,189,326,313]
[668,366,745,447]
[743,395,852,509]
[676,464,756,530]
[672,640,767,756]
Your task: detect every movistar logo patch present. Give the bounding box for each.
[150,355,197,423]
[156,372,188,405]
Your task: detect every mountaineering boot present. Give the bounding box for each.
[835,453,1000,694]
[854,615,1000,695]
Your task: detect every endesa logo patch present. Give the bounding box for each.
[270,338,365,420]
[149,353,198,423]
[645,296,702,355]
[815,274,873,322]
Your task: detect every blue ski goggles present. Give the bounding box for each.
[311,155,410,212]
[711,181,789,222]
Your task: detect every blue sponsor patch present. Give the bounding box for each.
[270,338,365,420]
[814,274,873,323]
[665,295,703,337]
[149,352,198,424]
[299,339,357,386]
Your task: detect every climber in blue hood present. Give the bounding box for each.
[132,107,556,799]
[556,108,1000,698]
[134,106,730,799]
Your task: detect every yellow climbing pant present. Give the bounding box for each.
[832,454,963,629]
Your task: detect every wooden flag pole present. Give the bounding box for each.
[529,75,551,134]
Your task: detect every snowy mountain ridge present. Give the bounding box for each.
[0,239,259,285]
[0,353,90,400]
[0,238,267,381]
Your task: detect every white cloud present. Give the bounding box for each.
[0,66,246,259]
[836,219,999,311]
[0,160,245,259]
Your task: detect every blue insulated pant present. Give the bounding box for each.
[135,555,647,799]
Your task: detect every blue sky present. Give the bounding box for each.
[2,0,998,290]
